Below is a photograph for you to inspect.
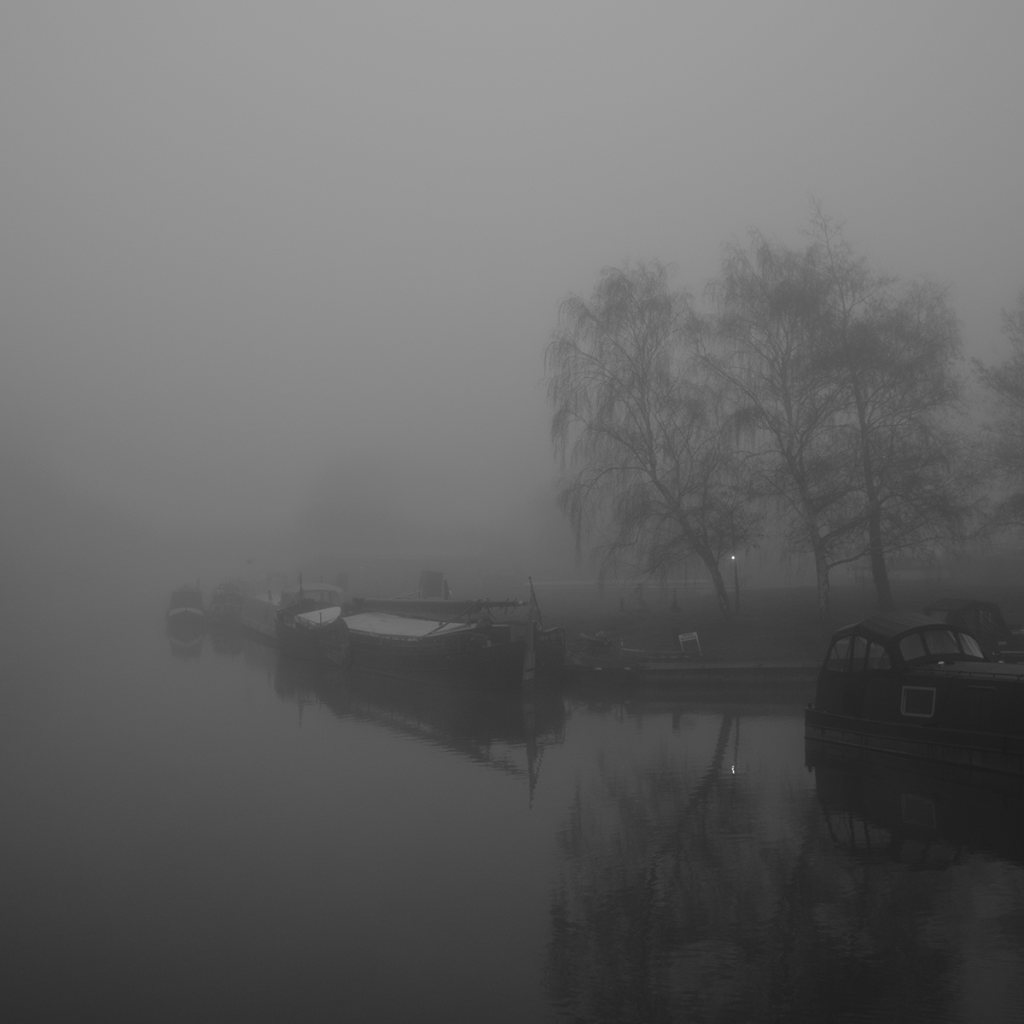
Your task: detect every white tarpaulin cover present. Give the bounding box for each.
[295,606,344,627]
[342,612,471,638]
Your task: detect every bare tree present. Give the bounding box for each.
[696,234,862,622]
[812,209,972,611]
[546,262,758,620]
[696,209,973,615]
[975,287,1024,525]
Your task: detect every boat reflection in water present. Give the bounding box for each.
[208,625,243,658]
[545,707,1024,1023]
[165,582,207,659]
[164,616,206,659]
[806,738,1024,869]
[271,652,567,792]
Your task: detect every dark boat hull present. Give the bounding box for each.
[275,621,351,668]
[805,705,1024,777]
[346,626,565,686]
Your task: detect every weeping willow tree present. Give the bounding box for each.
[545,262,759,621]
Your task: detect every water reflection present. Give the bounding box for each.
[206,630,568,796]
[807,741,1024,869]
[165,617,205,659]
[271,653,567,793]
[208,625,243,658]
[545,712,1024,1023]
[49,618,1022,1022]
[545,712,821,1023]
[803,746,1024,1023]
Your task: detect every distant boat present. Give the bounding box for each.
[206,580,248,627]
[166,584,205,626]
[343,596,565,685]
[206,575,566,681]
[566,630,702,673]
[275,582,351,668]
[235,587,285,642]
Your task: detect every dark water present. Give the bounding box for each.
[4,598,1024,1023]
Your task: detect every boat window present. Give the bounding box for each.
[901,686,936,718]
[898,632,927,663]
[958,632,984,658]
[866,642,890,671]
[827,636,852,671]
[851,635,868,671]
[924,630,960,656]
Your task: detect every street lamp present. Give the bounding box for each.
[730,554,739,614]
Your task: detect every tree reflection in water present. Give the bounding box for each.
[545,714,1024,1023]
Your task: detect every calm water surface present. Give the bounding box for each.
[4,595,1024,1023]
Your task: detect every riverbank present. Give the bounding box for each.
[533,579,1024,665]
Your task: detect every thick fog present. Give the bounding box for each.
[2,2,1023,589]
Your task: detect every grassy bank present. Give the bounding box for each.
[533,580,1024,664]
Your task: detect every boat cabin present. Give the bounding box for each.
[814,613,997,720]
[809,612,1024,773]
[822,613,986,670]
[922,598,1024,661]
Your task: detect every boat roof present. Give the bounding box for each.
[832,613,961,644]
[295,606,344,627]
[343,611,473,639]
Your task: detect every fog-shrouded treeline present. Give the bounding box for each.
[547,206,1024,622]
[3,6,1022,620]
[6,203,1024,618]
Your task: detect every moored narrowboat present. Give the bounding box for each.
[805,613,1024,776]
[275,582,351,667]
[166,584,205,625]
[343,597,565,684]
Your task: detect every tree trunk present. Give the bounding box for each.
[706,560,733,622]
[813,548,832,623]
[797,489,832,623]
[851,382,893,612]
[867,508,893,611]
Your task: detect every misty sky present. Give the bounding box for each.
[2,2,1022,552]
